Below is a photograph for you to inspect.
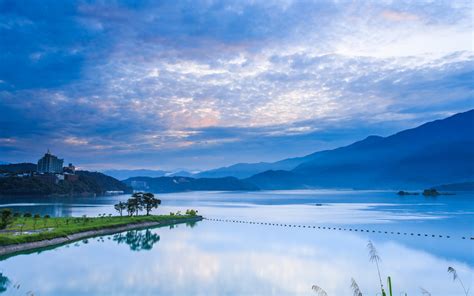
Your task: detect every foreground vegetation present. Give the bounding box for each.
[0,192,200,247]
[312,241,470,296]
[0,213,199,246]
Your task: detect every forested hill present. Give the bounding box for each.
[0,170,132,196]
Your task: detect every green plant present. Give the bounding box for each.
[23,213,32,218]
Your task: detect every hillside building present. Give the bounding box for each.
[37,150,64,174]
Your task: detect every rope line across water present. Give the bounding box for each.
[204,218,474,241]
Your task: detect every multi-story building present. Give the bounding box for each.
[37,150,64,173]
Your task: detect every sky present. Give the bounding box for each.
[0,0,473,171]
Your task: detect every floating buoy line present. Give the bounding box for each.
[204,218,473,241]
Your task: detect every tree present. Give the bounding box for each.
[114,202,127,216]
[33,214,41,230]
[186,209,198,216]
[131,192,145,216]
[0,209,13,229]
[142,193,161,215]
[43,214,50,227]
[127,198,139,216]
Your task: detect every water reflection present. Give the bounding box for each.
[0,273,9,293]
[113,230,160,251]
[0,191,472,295]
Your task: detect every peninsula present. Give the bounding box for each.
[0,192,202,256]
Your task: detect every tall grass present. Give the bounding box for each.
[311,285,328,296]
[367,240,386,296]
[448,267,470,296]
[350,278,363,296]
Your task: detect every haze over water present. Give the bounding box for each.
[1,190,472,295]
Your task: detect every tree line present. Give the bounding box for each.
[114,192,161,216]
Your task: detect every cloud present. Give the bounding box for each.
[0,0,472,169]
[381,10,419,22]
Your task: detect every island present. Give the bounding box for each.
[0,192,202,257]
[422,188,455,196]
[396,191,419,196]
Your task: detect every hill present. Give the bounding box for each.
[123,176,258,193]
[0,163,37,173]
[433,181,474,191]
[246,110,474,189]
[0,170,132,196]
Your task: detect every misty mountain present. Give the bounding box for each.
[195,155,320,179]
[246,110,474,189]
[123,176,258,193]
[102,169,170,180]
[433,181,474,191]
[166,170,195,177]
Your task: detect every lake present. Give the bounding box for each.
[0,190,473,295]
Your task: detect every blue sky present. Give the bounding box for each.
[0,0,473,171]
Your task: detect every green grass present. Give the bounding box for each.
[0,214,199,246]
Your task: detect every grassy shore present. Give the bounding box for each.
[0,214,199,246]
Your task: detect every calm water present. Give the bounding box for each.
[0,190,473,295]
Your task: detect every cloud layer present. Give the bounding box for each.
[0,0,472,170]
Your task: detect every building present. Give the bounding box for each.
[63,163,76,174]
[37,150,64,173]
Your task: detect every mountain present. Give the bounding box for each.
[166,170,195,177]
[195,155,319,179]
[247,110,474,189]
[123,176,258,193]
[102,169,169,180]
[76,171,133,193]
[434,181,474,191]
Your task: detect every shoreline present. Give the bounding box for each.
[0,216,202,257]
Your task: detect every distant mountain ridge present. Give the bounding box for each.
[123,176,258,193]
[434,181,474,191]
[103,169,169,180]
[246,109,474,189]
[195,153,321,179]
[102,169,196,180]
